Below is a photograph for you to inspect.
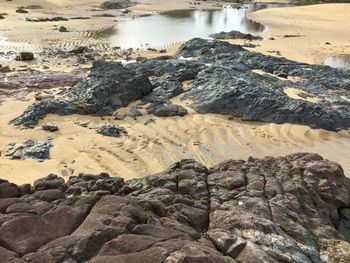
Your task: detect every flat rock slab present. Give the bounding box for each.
[0,153,349,262]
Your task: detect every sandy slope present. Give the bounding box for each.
[245,3,350,64]
[1,93,349,185]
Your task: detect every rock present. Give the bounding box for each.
[25,16,68,22]
[100,0,134,9]
[40,189,64,201]
[96,123,127,137]
[15,52,34,61]
[42,122,58,132]
[16,8,28,13]
[59,26,69,32]
[0,180,18,198]
[10,60,152,127]
[210,30,263,40]
[69,46,88,54]
[148,103,188,117]
[10,38,350,131]
[7,139,53,161]
[0,65,11,73]
[0,154,349,262]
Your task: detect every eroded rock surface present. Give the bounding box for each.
[0,153,349,262]
[11,39,350,130]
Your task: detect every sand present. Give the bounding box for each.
[1,92,349,185]
[245,3,350,64]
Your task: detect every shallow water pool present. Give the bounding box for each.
[103,4,268,49]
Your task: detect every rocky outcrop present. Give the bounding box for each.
[11,39,350,130]
[10,60,152,127]
[0,153,349,262]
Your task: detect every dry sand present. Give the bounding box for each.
[245,3,350,64]
[1,92,349,185]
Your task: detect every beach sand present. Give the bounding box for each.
[1,92,349,185]
[245,3,350,64]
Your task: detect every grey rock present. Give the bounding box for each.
[8,139,53,161]
[210,30,263,40]
[148,102,188,117]
[42,122,58,132]
[10,60,152,127]
[96,123,127,137]
[100,0,134,9]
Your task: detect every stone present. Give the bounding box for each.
[42,122,58,132]
[0,180,18,198]
[210,30,263,40]
[148,103,188,117]
[15,52,34,61]
[59,26,69,32]
[96,124,127,137]
[8,139,53,161]
[100,0,134,9]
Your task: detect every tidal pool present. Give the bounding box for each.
[104,4,267,49]
[324,54,350,70]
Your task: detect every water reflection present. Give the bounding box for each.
[106,5,266,49]
[324,54,350,70]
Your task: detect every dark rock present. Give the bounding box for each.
[40,189,64,201]
[42,122,58,132]
[69,46,88,54]
[100,0,134,9]
[96,123,127,137]
[16,8,28,13]
[0,180,18,198]
[148,103,188,117]
[15,52,34,61]
[25,16,68,22]
[7,139,53,161]
[59,26,69,32]
[10,38,350,131]
[10,60,152,127]
[210,30,263,40]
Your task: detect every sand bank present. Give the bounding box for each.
[245,3,350,64]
